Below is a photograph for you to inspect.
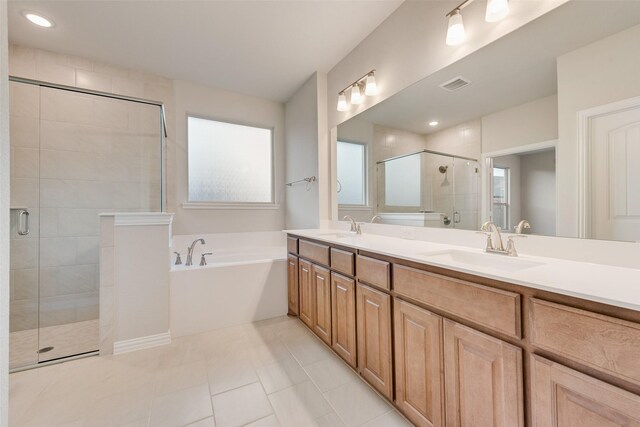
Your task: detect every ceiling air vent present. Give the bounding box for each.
[439,76,471,91]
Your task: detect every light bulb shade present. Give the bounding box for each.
[485,0,509,22]
[337,93,348,111]
[364,74,377,96]
[350,84,363,104]
[446,10,465,46]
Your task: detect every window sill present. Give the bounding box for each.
[338,205,372,211]
[182,202,281,210]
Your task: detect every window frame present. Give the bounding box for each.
[492,166,510,230]
[337,139,369,209]
[183,114,278,210]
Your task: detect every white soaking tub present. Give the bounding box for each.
[169,232,287,337]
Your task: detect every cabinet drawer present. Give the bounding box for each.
[530,298,640,385]
[331,248,354,276]
[356,255,390,290]
[287,237,298,254]
[299,240,330,266]
[394,265,521,338]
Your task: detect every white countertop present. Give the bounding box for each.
[286,229,640,312]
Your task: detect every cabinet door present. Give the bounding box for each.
[357,283,393,400]
[312,264,332,345]
[394,299,444,427]
[287,255,299,316]
[298,259,313,328]
[444,320,523,427]
[531,355,640,427]
[331,272,356,368]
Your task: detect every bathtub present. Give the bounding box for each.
[169,232,288,337]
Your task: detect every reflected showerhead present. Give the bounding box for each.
[439,165,448,174]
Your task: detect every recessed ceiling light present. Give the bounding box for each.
[22,11,54,28]
[429,121,439,127]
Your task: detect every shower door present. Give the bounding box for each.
[9,81,163,369]
[451,158,480,230]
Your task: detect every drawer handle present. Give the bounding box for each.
[302,268,309,273]
[317,276,325,281]
[337,285,348,292]
[366,300,380,309]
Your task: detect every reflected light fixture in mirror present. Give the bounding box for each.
[22,11,54,27]
[446,9,465,46]
[350,84,364,104]
[486,0,509,22]
[336,69,377,111]
[337,92,348,111]
[429,121,439,126]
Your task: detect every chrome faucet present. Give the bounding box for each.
[477,221,526,257]
[186,238,206,266]
[370,215,382,223]
[514,220,531,234]
[343,215,362,234]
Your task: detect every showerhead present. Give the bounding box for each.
[439,165,448,174]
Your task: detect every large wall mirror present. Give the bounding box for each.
[335,1,640,242]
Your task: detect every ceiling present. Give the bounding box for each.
[354,1,640,135]
[7,0,403,102]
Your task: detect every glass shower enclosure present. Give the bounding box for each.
[9,79,164,369]
[377,150,480,230]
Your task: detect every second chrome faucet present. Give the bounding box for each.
[478,221,526,257]
[186,238,206,266]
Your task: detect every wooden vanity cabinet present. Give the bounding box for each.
[531,355,640,426]
[357,283,393,400]
[443,319,524,427]
[311,264,332,345]
[287,255,299,316]
[331,272,357,367]
[394,299,444,427]
[298,258,313,328]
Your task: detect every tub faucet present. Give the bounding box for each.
[186,238,206,266]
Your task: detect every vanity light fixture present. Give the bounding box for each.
[22,11,54,28]
[446,9,466,46]
[485,0,509,22]
[336,69,377,111]
[350,83,364,105]
[429,121,439,127]
[445,0,509,46]
[337,92,348,111]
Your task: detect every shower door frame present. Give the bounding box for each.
[8,76,168,371]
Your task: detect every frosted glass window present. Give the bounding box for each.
[385,155,421,206]
[337,141,366,205]
[188,116,273,203]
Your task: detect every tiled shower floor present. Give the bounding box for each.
[9,316,411,427]
[10,319,99,369]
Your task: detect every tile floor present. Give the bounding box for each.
[10,319,99,369]
[9,315,412,427]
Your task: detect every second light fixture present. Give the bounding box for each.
[337,70,377,112]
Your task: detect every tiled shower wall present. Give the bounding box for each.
[8,45,176,341]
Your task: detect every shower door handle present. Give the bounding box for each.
[17,210,30,236]
[453,211,461,224]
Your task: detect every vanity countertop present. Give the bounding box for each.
[286,228,640,312]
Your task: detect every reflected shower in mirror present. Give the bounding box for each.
[335,1,640,242]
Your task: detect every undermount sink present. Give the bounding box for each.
[419,249,545,272]
[316,231,361,240]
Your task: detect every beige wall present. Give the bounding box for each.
[425,119,482,160]
[8,44,288,236]
[285,74,320,229]
[557,23,640,237]
[173,79,285,234]
[481,94,558,154]
[521,150,556,236]
[1,0,10,423]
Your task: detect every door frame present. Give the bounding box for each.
[481,140,557,227]
[577,95,640,238]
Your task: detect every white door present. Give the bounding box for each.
[590,101,640,241]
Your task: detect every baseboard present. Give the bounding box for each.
[113,331,171,355]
